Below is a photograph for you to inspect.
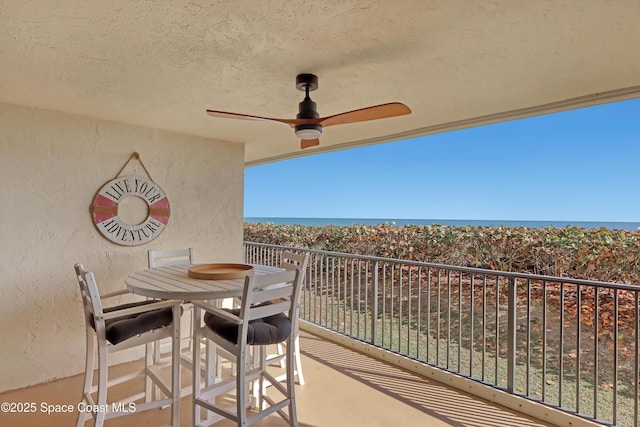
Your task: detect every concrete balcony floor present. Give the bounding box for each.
[0,331,554,427]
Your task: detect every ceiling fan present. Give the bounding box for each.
[206,74,411,149]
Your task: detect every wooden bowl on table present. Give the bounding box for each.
[187,263,255,280]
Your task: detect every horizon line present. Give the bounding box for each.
[244,216,640,224]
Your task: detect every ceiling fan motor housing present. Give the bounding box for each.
[295,100,322,136]
[295,75,322,139]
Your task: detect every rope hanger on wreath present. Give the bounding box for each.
[112,151,155,181]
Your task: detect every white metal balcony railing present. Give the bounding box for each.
[244,241,640,427]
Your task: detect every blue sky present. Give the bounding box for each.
[244,98,640,222]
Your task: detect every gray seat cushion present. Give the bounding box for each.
[204,307,291,345]
[91,300,179,345]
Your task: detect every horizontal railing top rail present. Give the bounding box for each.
[244,241,640,291]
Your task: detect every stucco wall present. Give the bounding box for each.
[0,102,245,392]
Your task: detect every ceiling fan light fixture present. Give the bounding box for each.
[294,124,322,139]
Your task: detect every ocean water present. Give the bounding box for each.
[244,217,640,230]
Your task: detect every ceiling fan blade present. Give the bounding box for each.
[206,110,297,127]
[300,139,320,149]
[319,102,411,127]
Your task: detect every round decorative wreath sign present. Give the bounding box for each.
[90,154,170,246]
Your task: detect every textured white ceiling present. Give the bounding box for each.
[1,1,639,165]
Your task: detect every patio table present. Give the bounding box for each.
[125,263,283,301]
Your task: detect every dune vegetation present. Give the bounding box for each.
[244,222,640,285]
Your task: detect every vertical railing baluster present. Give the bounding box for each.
[304,254,310,320]
[399,264,404,353]
[363,260,369,341]
[329,255,333,329]
[495,275,500,386]
[336,257,342,333]
[594,286,599,420]
[350,258,355,337]
[507,277,517,393]
[408,265,413,357]
[313,254,318,325]
[330,257,335,330]
[635,289,639,427]
[613,288,619,426]
[482,274,487,382]
[458,270,462,374]
[300,251,307,320]
[372,260,379,346]
[382,263,387,348]
[345,258,350,335]
[327,255,337,330]
[576,284,582,413]
[436,269,441,366]
[417,266,422,361]
[391,264,396,350]
[344,257,348,334]
[322,255,327,328]
[559,282,565,407]
[470,273,475,378]
[426,268,432,363]
[320,255,325,327]
[526,279,531,396]
[542,280,548,402]
[342,257,347,334]
[447,269,451,369]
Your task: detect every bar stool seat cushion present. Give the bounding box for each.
[91,301,180,345]
[204,307,291,345]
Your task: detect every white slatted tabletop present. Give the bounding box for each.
[125,264,282,301]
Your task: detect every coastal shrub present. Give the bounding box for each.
[244,222,640,285]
